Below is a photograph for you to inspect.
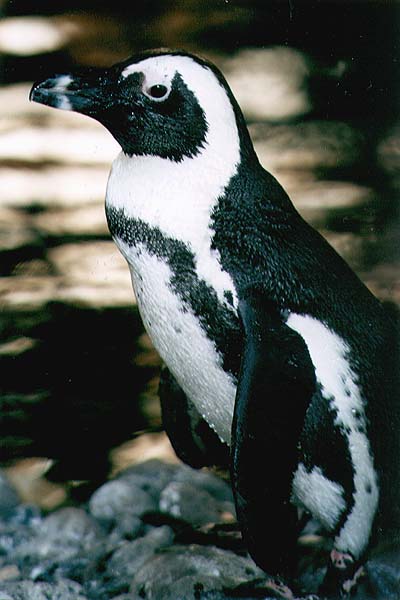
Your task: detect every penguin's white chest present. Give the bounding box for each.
[116,238,237,445]
[105,147,241,445]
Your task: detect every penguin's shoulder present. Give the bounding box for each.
[211,161,384,324]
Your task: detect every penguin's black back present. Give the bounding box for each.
[211,158,400,533]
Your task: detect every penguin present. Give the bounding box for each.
[30,49,399,597]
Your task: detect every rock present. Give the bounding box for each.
[89,478,157,535]
[105,526,174,590]
[0,127,118,166]
[0,338,36,357]
[290,181,375,225]
[0,579,88,600]
[0,276,58,311]
[0,566,20,583]
[0,242,134,312]
[33,205,108,238]
[6,505,42,530]
[111,432,177,476]
[0,208,36,253]
[0,506,41,559]
[116,459,182,500]
[48,241,133,308]
[159,481,234,527]
[115,460,235,527]
[130,544,264,599]
[0,17,73,56]
[365,551,400,599]
[9,508,106,590]
[222,47,313,122]
[15,508,104,563]
[0,472,20,518]
[158,462,235,527]
[174,465,233,504]
[377,123,400,175]
[361,262,400,306]
[48,241,125,283]
[250,120,365,173]
[0,166,108,209]
[318,231,368,271]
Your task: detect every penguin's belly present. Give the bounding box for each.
[118,239,237,444]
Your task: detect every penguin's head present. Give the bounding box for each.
[30,49,254,163]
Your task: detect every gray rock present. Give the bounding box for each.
[0,516,39,559]
[131,544,264,599]
[15,508,104,563]
[159,481,233,527]
[117,459,181,499]
[174,466,233,504]
[0,472,20,518]
[0,579,87,600]
[106,526,174,589]
[364,550,400,599]
[157,464,235,527]
[116,460,235,528]
[89,478,157,534]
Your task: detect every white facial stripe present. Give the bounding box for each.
[107,55,240,308]
[292,464,346,531]
[287,314,379,558]
[46,75,74,111]
[122,57,172,89]
[117,240,236,444]
[55,74,73,89]
[57,95,72,111]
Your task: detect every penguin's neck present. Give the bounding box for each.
[105,91,242,249]
[105,135,245,308]
[106,150,233,241]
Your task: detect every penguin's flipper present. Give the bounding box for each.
[159,367,229,469]
[232,292,316,577]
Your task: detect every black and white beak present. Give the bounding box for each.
[29,69,113,116]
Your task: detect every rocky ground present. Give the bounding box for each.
[1,459,400,600]
[0,458,317,600]
[0,2,399,599]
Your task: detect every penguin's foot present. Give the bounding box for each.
[319,549,365,597]
[330,549,354,571]
[229,577,297,599]
[263,578,296,598]
[341,565,365,594]
[259,579,318,600]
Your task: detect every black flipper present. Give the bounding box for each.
[231,293,316,578]
[159,367,229,469]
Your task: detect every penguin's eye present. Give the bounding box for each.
[145,84,169,101]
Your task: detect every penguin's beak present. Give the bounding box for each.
[29,68,112,116]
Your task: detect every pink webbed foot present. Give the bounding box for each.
[320,549,365,597]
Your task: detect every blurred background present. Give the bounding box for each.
[0,0,399,507]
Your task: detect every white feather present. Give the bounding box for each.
[287,313,379,558]
[117,240,236,444]
[292,463,346,531]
